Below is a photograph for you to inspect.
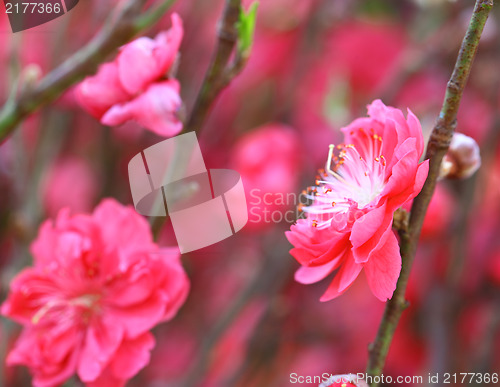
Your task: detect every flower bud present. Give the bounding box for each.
[319,374,369,387]
[18,64,42,94]
[439,133,481,179]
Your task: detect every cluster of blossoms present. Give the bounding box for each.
[76,14,183,137]
[286,100,429,301]
[1,199,189,386]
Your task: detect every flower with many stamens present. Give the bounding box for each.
[286,100,429,301]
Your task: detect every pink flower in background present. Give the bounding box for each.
[286,100,429,301]
[42,157,99,218]
[1,199,189,387]
[75,13,183,137]
[230,123,302,228]
[328,21,407,98]
[405,184,455,240]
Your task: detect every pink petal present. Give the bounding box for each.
[101,80,183,137]
[351,212,393,265]
[1,269,59,325]
[407,108,425,155]
[75,62,130,119]
[349,203,387,251]
[105,267,155,307]
[117,37,159,95]
[294,258,341,284]
[364,230,401,301]
[117,13,183,95]
[110,332,156,379]
[107,292,167,339]
[153,13,184,74]
[77,316,124,382]
[412,160,429,197]
[319,255,362,301]
[92,199,155,259]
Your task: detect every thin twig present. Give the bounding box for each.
[150,0,246,236]
[183,0,242,135]
[0,0,177,143]
[365,1,494,384]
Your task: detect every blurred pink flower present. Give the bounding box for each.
[328,21,407,99]
[1,199,189,387]
[286,100,429,301]
[404,183,455,241]
[75,13,183,137]
[230,123,302,228]
[42,157,99,218]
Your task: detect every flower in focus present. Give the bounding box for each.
[286,100,429,301]
[75,14,183,137]
[439,132,481,179]
[1,199,189,387]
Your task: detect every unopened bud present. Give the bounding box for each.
[439,133,481,180]
[19,64,42,94]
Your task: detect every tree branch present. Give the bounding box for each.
[366,1,494,384]
[183,0,242,135]
[0,0,177,143]
[150,0,248,236]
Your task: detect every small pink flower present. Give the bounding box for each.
[75,14,183,137]
[1,199,189,387]
[286,100,429,301]
[230,123,302,228]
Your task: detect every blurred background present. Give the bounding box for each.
[1,0,500,386]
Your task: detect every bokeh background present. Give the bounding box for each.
[1,0,500,386]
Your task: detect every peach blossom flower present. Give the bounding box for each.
[286,100,429,301]
[75,14,183,137]
[1,199,189,387]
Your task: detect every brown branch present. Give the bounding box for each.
[0,0,177,143]
[183,0,243,135]
[365,1,494,384]
[150,0,247,236]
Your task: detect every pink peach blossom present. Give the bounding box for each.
[75,13,183,137]
[1,199,189,387]
[286,100,429,301]
[230,123,302,228]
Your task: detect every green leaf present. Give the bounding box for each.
[237,2,259,58]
